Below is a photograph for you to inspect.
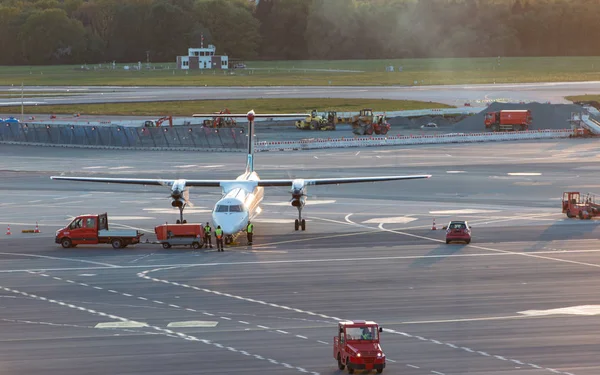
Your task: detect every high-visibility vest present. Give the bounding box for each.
[215,228,223,239]
[247,223,253,233]
[204,225,211,234]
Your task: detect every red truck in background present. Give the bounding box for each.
[334,320,386,374]
[55,213,144,249]
[484,109,532,132]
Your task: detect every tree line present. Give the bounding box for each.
[0,0,597,65]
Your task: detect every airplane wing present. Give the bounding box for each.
[256,175,432,187]
[50,176,222,187]
[50,174,431,187]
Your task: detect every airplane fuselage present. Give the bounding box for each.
[211,171,264,236]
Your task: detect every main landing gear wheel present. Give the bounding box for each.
[294,219,306,231]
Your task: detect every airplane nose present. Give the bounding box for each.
[213,213,248,235]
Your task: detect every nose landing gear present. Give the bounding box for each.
[294,206,306,231]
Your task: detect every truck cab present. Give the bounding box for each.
[333,320,385,374]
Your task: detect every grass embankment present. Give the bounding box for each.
[565,95,600,102]
[0,99,453,116]
[3,56,600,86]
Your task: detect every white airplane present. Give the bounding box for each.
[51,110,431,244]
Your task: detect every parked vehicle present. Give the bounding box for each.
[444,220,472,244]
[562,191,600,219]
[55,213,144,249]
[484,110,532,132]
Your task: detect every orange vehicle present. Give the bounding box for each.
[333,320,386,374]
[55,213,144,249]
[202,108,237,128]
[144,116,173,127]
[154,223,204,249]
[562,191,600,219]
[484,110,532,132]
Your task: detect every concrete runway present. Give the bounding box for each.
[2,141,600,374]
[3,81,600,107]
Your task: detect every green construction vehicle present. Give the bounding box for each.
[295,110,337,131]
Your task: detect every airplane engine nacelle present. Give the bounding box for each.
[291,179,306,208]
[171,197,185,207]
[170,179,187,208]
[291,196,305,208]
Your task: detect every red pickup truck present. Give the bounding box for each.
[55,213,144,249]
[334,320,386,374]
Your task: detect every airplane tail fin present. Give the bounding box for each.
[245,110,255,173]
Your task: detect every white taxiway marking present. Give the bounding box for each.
[429,209,501,214]
[167,321,218,328]
[507,172,542,176]
[82,166,107,169]
[362,216,417,224]
[446,171,466,173]
[95,321,148,328]
[519,305,600,316]
[0,252,119,268]
[109,166,133,170]
[175,165,198,168]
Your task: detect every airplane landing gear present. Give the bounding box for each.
[294,206,306,231]
[225,235,233,245]
[175,204,187,224]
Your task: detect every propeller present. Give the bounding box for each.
[183,188,194,208]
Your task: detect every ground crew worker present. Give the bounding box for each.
[246,221,254,245]
[215,225,224,252]
[361,327,372,340]
[203,222,213,249]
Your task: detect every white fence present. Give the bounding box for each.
[256,129,573,151]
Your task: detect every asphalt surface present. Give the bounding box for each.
[2,141,600,374]
[2,81,600,107]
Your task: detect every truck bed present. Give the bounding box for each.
[98,229,140,238]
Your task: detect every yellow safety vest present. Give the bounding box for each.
[247,224,253,233]
[204,226,211,234]
[215,228,223,239]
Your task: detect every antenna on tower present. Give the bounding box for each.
[201,33,204,48]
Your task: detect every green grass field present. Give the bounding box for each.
[0,98,453,116]
[3,56,600,86]
[565,95,600,103]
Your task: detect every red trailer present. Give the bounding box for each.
[154,223,204,249]
[484,110,532,132]
[562,192,600,219]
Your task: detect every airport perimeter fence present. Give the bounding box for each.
[0,122,248,151]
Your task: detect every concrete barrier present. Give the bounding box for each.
[255,129,573,152]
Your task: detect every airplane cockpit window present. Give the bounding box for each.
[229,205,244,212]
[216,205,228,212]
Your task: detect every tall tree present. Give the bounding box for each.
[19,8,86,64]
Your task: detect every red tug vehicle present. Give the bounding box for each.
[334,320,386,374]
[562,191,600,219]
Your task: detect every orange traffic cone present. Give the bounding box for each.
[34,222,40,233]
[431,218,437,230]
[6,224,11,235]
